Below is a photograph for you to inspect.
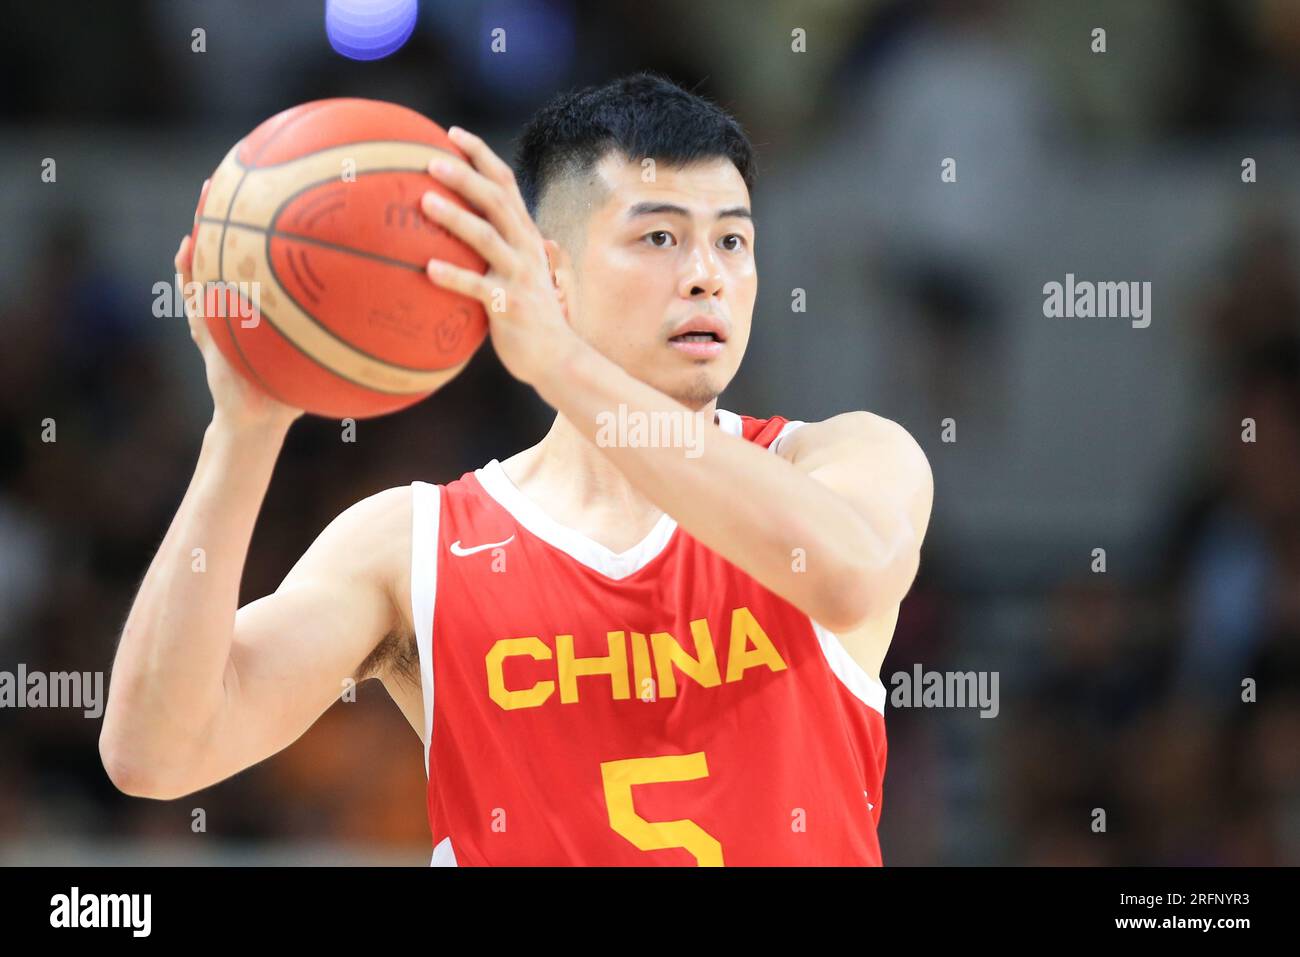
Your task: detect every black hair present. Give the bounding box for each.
[514,71,757,219]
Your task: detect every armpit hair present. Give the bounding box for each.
[355,628,419,687]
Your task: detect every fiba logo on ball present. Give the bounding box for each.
[436,304,473,354]
[189,98,490,418]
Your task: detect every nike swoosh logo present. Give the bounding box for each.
[449,534,515,557]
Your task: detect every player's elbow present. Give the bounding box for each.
[99,728,202,801]
[100,706,152,797]
[100,740,158,798]
[817,546,919,634]
[101,756,200,801]
[814,574,876,633]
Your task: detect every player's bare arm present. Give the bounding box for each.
[420,127,934,638]
[99,232,414,800]
[534,360,935,636]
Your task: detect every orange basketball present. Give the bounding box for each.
[188,98,488,418]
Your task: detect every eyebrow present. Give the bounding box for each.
[626,202,752,222]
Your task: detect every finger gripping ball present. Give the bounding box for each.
[189,98,488,418]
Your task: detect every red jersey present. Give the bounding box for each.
[409,409,888,866]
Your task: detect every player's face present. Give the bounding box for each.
[564,155,756,410]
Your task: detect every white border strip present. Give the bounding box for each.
[772,419,807,455]
[431,835,457,866]
[410,481,439,779]
[474,461,677,580]
[412,481,458,866]
[715,409,806,455]
[810,619,887,715]
[715,407,743,436]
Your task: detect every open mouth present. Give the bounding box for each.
[667,328,726,358]
[668,314,728,355]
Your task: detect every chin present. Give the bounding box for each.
[666,371,725,410]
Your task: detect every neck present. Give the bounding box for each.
[502,399,720,527]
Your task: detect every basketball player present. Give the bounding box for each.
[101,73,933,865]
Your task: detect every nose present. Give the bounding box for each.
[677,242,724,300]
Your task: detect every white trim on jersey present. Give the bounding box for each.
[412,481,460,867]
[473,408,796,580]
[772,419,807,456]
[810,619,888,715]
[410,481,439,780]
[471,410,817,583]
[474,459,679,580]
[714,407,744,436]
[431,834,458,867]
[716,408,807,455]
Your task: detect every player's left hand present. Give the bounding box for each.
[420,126,580,388]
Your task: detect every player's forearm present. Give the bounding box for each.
[534,341,881,630]
[101,414,289,787]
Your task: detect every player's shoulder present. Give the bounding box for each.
[315,487,420,683]
[334,484,415,530]
[776,409,927,459]
[323,485,419,626]
[304,485,415,582]
[329,471,494,547]
[325,474,471,523]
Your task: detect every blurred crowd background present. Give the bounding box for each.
[1,0,1298,865]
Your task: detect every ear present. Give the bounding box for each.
[542,238,574,322]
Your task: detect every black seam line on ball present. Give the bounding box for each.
[202,216,434,274]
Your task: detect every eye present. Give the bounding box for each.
[719,233,748,252]
[644,230,675,248]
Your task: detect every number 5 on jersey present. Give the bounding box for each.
[599,752,724,866]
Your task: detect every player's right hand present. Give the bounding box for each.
[175,191,303,430]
